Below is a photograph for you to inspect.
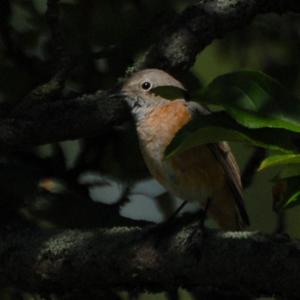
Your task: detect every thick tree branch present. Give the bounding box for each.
[134,0,300,72]
[0,91,130,148]
[0,223,299,298]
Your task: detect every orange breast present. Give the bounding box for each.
[136,100,227,202]
[136,100,191,183]
[138,100,191,150]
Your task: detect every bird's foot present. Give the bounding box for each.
[138,217,177,245]
[137,201,189,244]
[138,201,211,252]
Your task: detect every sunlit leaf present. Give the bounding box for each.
[259,154,300,171]
[199,70,300,133]
[165,112,296,159]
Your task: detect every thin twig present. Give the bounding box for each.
[242,148,266,189]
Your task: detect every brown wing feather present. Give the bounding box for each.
[187,101,250,227]
[208,143,250,227]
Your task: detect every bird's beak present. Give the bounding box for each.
[107,85,138,109]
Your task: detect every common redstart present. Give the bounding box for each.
[121,69,249,230]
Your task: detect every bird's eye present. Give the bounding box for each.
[141,81,152,90]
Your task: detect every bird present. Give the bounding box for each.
[121,69,250,230]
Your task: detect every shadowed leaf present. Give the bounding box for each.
[150,86,187,100]
[165,112,296,159]
[199,70,300,133]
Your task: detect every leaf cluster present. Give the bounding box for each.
[164,71,300,210]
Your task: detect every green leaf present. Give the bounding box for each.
[274,176,300,210]
[280,166,300,179]
[259,154,300,171]
[284,190,300,209]
[199,70,300,133]
[150,86,187,100]
[165,112,296,159]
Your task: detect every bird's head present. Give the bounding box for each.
[121,69,187,120]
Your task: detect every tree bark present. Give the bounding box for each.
[0,91,130,148]
[135,0,300,73]
[0,223,299,298]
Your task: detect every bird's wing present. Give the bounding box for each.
[187,101,250,227]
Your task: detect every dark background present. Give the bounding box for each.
[0,0,300,299]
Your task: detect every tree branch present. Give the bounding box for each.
[0,91,130,148]
[0,223,299,298]
[134,0,300,72]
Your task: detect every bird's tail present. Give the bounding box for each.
[208,185,248,231]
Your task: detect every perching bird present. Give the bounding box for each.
[121,69,249,230]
